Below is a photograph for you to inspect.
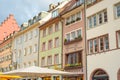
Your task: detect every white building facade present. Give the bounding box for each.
[86,0,120,80]
[12,11,49,70]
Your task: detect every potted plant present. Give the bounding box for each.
[78,35,82,40]
[64,38,67,43]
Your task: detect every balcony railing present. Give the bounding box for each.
[64,36,82,45]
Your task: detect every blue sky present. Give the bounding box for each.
[0,0,61,26]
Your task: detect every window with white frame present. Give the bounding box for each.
[33,61,37,66]
[48,40,53,50]
[88,40,93,54]
[93,39,98,53]
[66,29,82,41]
[24,48,27,56]
[42,42,46,51]
[55,23,59,32]
[88,34,109,54]
[43,29,46,37]
[71,31,76,40]
[52,9,58,18]
[71,14,75,23]
[66,33,70,41]
[76,11,82,21]
[34,44,37,52]
[41,57,45,66]
[117,31,120,48]
[88,9,107,29]
[54,54,59,64]
[115,3,120,18]
[77,29,82,37]
[29,46,32,54]
[88,17,92,28]
[29,31,32,40]
[47,56,52,65]
[34,29,38,37]
[55,37,59,47]
[28,62,31,67]
[24,34,27,41]
[48,26,53,34]
[18,50,21,57]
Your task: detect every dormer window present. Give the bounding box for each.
[52,9,58,18]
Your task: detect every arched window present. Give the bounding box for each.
[118,69,120,80]
[92,69,109,80]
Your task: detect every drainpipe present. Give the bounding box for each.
[83,0,88,80]
[38,28,40,67]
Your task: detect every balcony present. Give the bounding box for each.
[64,36,82,45]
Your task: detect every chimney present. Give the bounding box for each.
[49,3,56,10]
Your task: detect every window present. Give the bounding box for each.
[115,3,120,18]
[24,63,26,68]
[54,54,59,64]
[24,48,27,56]
[104,11,107,22]
[66,17,71,25]
[88,35,109,54]
[48,40,53,50]
[89,40,93,54]
[28,62,31,67]
[93,15,97,26]
[66,52,81,65]
[66,34,70,41]
[47,56,52,65]
[77,29,82,37]
[29,46,32,54]
[71,31,76,40]
[42,42,46,51]
[24,34,27,41]
[33,61,37,66]
[41,57,45,66]
[98,13,103,24]
[99,37,104,51]
[76,11,82,21]
[55,23,59,32]
[88,9,107,29]
[71,14,75,23]
[55,37,59,47]
[34,44,37,52]
[43,29,46,37]
[88,17,92,28]
[93,39,98,53]
[29,31,32,40]
[18,50,21,57]
[117,31,120,48]
[48,26,53,34]
[34,29,38,37]
[52,9,58,18]
[104,36,109,50]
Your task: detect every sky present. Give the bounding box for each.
[0,0,62,26]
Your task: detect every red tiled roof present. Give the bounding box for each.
[0,14,20,42]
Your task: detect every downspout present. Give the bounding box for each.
[38,26,40,67]
[84,0,87,80]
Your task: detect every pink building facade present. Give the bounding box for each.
[62,0,86,80]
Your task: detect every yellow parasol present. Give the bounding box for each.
[0,72,21,80]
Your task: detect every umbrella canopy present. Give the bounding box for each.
[0,72,21,80]
[3,66,74,77]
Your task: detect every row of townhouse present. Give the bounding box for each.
[0,0,120,80]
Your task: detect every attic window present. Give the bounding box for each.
[52,9,58,18]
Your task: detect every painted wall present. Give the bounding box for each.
[39,21,62,69]
[86,0,120,80]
